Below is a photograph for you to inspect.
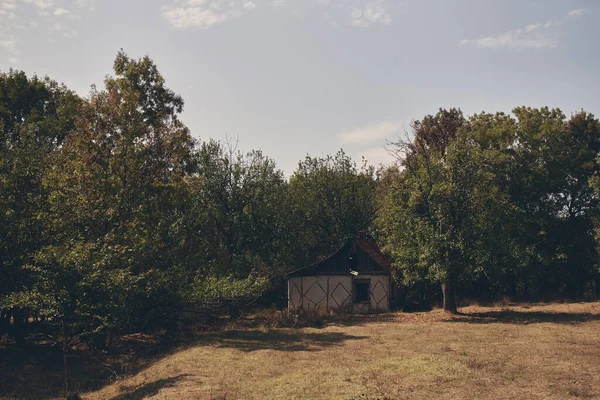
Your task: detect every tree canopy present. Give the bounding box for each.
[1,52,599,354]
[378,107,600,312]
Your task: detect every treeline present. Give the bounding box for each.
[1,51,599,348]
[0,52,375,346]
[377,108,600,312]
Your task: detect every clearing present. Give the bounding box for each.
[3,302,600,399]
[83,302,600,400]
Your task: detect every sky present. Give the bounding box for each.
[0,0,599,174]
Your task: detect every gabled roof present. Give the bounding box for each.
[356,232,392,270]
[287,232,392,277]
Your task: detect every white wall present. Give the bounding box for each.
[288,275,389,313]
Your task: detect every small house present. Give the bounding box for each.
[287,232,399,313]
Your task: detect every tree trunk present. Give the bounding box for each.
[508,272,518,298]
[62,319,69,397]
[0,311,8,332]
[13,311,26,348]
[442,279,457,314]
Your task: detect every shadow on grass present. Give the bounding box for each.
[451,310,600,325]
[111,374,190,400]
[0,327,366,398]
[0,345,119,399]
[195,329,368,352]
[330,313,400,325]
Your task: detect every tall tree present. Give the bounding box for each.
[379,107,600,311]
[509,108,600,297]
[287,150,377,267]
[0,70,80,342]
[32,51,197,342]
[189,139,288,278]
[378,109,514,313]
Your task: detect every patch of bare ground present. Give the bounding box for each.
[12,302,600,400]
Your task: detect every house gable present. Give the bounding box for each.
[288,233,391,278]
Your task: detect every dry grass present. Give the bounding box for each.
[80,302,600,399]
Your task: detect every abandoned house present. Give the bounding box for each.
[287,232,400,313]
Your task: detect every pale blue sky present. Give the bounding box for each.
[1,0,598,173]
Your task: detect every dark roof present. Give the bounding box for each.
[356,233,392,270]
[287,232,392,277]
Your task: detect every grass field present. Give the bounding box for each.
[79,302,600,400]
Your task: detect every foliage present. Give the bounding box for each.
[2,50,600,358]
[378,107,600,311]
[0,70,81,341]
[287,150,377,266]
[189,139,288,279]
[377,109,514,312]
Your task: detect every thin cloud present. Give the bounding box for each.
[0,31,19,62]
[53,7,70,15]
[567,9,585,19]
[351,0,391,28]
[162,0,256,30]
[271,0,289,7]
[22,0,55,10]
[359,146,395,167]
[338,121,403,145]
[0,35,18,55]
[1,1,17,11]
[74,0,95,11]
[0,0,93,61]
[160,0,396,30]
[460,9,586,50]
[459,25,559,50]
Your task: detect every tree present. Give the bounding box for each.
[190,139,287,275]
[379,107,600,311]
[508,108,600,298]
[31,51,197,348]
[378,109,514,313]
[181,139,284,313]
[287,150,377,267]
[0,70,80,343]
[109,49,184,127]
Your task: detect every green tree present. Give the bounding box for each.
[32,52,197,345]
[0,70,80,342]
[287,150,377,267]
[378,109,514,313]
[379,107,600,311]
[182,139,284,313]
[508,108,600,297]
